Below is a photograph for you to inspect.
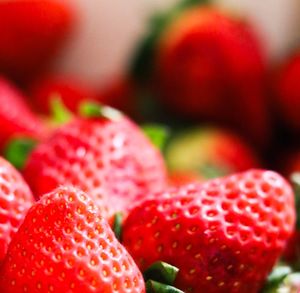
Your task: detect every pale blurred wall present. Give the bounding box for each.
[55,0,300,87]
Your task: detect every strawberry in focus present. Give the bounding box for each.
[0,0,74,82]
[0,186,145,292]
[0,77,46,149]
[0,157,34,263]
[23,104,167,220]
[166,127,260,180]
[123,170,295,292]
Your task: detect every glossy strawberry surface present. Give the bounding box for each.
[123,170,295,292]
[24,114,167,219]
[0,157,34,263]
[0,186,145,292]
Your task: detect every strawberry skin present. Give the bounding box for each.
[23,114,167,219]
[0,77,46,148]
[30,76,97,114]
[0,186,145,292]
[123,170,295,292]
[0,157,34,263]
[166,127,260,180]
[275,51,300,132]
[0,0,74,82]
[155,7,269,146]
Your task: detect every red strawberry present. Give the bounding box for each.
[0,186,145,292]
[123,170,295,292]
[0,0,74,82]
[132,6,270,146]
[98,77,137,118]
[0,77,46,149]
[275,51,300,132]
[30,76,97,114]
[166,127,260,180]
[168,171,203,187]
[0,156,34,263]
[23,105,167,220]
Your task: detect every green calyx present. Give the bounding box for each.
[144,261,179,286]
[142,124,170,152]
[79,102,123,121]
[144,261,183,293]
[50,95,73,124]
[146,280,184,293]
[4,137,37,170]
[130,0,210,83]
[112,212,123,241]
[262,264,300,293]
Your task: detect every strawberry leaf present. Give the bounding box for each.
[144,261,179,285]
[112,212,123,241]
[142,124,170,151]
[263,264,292,292]
[79,102,123,121]
[130,0,210,83]
[50,95,73,124]
[4,137,37,169]
[146,280,184,293]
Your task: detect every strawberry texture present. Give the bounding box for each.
[123,170,295,292]
[23,114,167,220]
[0,157,34,263]
[0,186,145,292]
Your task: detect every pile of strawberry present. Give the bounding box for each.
[1,0,300,292]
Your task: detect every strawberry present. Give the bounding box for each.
[275,50,300,132]
[168,171,203,187]
[0,77,46,149]
[0,156,34,263]
[0,186,145,292]
[0,0,74,82]
[166,127,260,180]
[23,104,167,220]
[123,170,295,292]
[132,5,270,146]
[98,77,137,119]
[29,76,97,114]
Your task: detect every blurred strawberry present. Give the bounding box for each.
[168,171,203,187]
[30,76,97,114]
[275,50,300,132]
[0,77,46,150]
[0,0,74,82]
[132,4,269,146]
[165,126,260,180]
[98,77,137,118]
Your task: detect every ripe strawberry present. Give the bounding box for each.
[30,76,97,114]
[166,127,260,180]
[0,156,34,263]
[132,6,270,146]
[98,77,137,118]
[275,50,300,132]
[168,171,202,187]
[123,170,295,292]
[0,186,145,292]
[23,105,167,220]
[0,0,74,82]
[0,77,46,149]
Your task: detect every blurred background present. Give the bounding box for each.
[55,0,300,87]
[3,0,300,183]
